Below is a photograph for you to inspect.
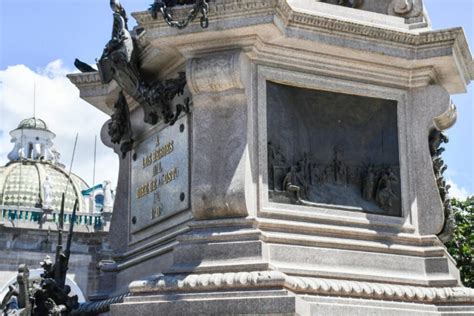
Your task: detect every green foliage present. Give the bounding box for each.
[445,197,474,288]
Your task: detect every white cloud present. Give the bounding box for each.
[447,179,470,201]
[0,61,119,188]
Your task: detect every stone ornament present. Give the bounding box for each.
[434,101,457,131]
[388,0,423,18]
[129,270,474,303]
[188,52,244,94]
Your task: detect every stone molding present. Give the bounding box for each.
[129,271,286,293]
[132,1,277,27]
[132,0,471,64]
[128,271,474,304]
[67,72,101,85]
[285,276,474,303]
[277,0,464,48]
[187,52,244,94]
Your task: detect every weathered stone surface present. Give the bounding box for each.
[69,0,474,314]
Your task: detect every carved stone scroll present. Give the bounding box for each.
[388,0,423,18]
[188,52,244,94]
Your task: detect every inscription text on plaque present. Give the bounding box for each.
[130,115,189,232]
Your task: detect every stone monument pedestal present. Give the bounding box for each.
[70,0,474,314]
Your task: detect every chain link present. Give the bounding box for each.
[150,0,209,30]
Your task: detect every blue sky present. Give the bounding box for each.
[0,0,473,198]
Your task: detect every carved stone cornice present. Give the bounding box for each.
[129,271,474,303]
[132,0,473,85]
[67,72,101,86]
[132,0,277,27]
[132,0,470,53]
[277,0,465,48]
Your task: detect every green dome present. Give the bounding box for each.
[0,161,89,213]
[16,117,49,131]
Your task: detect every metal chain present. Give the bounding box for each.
[151,0,209,29]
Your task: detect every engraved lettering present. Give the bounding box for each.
[164,167,178,184]
[154,192,160,203]
[131,116,189,232]
[152,206,161,219]
[142,141,174,169]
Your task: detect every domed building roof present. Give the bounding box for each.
[1,117,91,213]
[0,161,89,213]
[16,117,50,131]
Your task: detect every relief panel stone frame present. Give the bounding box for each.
[256,65,414,232]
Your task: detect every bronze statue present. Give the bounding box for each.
[94,1,190,158]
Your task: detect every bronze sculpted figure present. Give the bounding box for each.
[375,167,398,212]
[268,143,287,192]
[95,0,190,158]
[108,92,134,158]
[268,141,401,215]
[362,166,376,201]
[333,146,347,185]
[283,166,308,202]
[429,129,455,243]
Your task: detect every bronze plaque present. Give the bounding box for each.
[130,115,189,232]
[267,82,401,216]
